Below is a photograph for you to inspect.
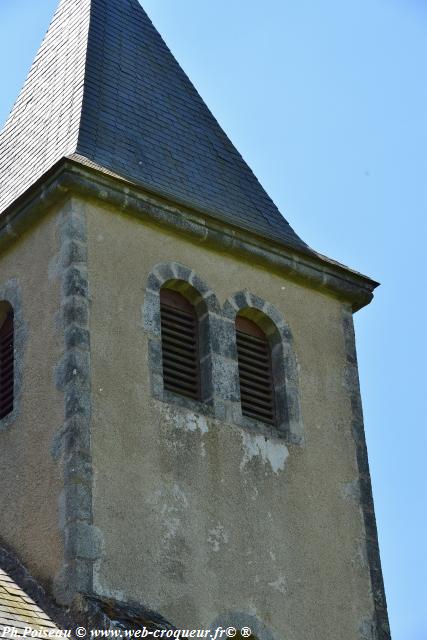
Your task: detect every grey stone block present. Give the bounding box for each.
[201,291,222,315]
[65,324,90,350]
[65,522,103,561]
[171,262,192,282]
[56,415,91,458]
[263,301,285,328]
[247,292,265,311]
[146,271,162,291]
[63,451,92,487]
[189,272,210,297]
[212,355,240,402]
[62,296,89,327]
[61,239,88,268]
[65,385,90,419]
[63,266,89,298]
[154,263,175,284]
[232,290,249,311]
[54,559,92,605]
[148,339,163,375]
[197,317,211,359]
[56,349,90,389]
[209,315,236,358]
[60,211,86,244]
[142,290,160,336]
[222,299,238,320]
[62,484,92,523]
[66,416,91,455]
[212,398,227,422]
[199,353,213,399]
[151,372,164,397]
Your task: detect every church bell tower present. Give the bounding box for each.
[0,1,390,638]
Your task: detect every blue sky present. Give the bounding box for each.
[0,1,426,638]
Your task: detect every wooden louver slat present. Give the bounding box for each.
[0,309,14,419]
[236,316,275,425]
[160,289,200,400]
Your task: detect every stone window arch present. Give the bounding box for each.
[0,301,14,419]
[0,279,25,432]
[223,291,303,444]
[142,262,221,414]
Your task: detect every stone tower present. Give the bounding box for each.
[0,0,390,638]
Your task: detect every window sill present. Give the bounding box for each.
[152,384,215,419]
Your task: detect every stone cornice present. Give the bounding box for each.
[0,159,379,311]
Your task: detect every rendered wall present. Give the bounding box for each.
[0,210,64,587]
[85,199,375,639]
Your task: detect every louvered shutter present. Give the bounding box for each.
[0,308,14,419]
[236,316,275,425]
[160,289,200,400]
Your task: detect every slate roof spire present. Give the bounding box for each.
[0,0,308,250]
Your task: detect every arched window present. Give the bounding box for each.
[0,302,14,420]
[235,315,275,425]
[160,288,200,401]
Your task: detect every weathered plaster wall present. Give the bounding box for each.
[0,211,64,587]
[85,199,375,639]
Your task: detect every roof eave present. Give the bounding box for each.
[0,159,379,312]
[0,541,75,634]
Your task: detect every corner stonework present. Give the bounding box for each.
[341,304,390,640]
[52,198,102,605]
